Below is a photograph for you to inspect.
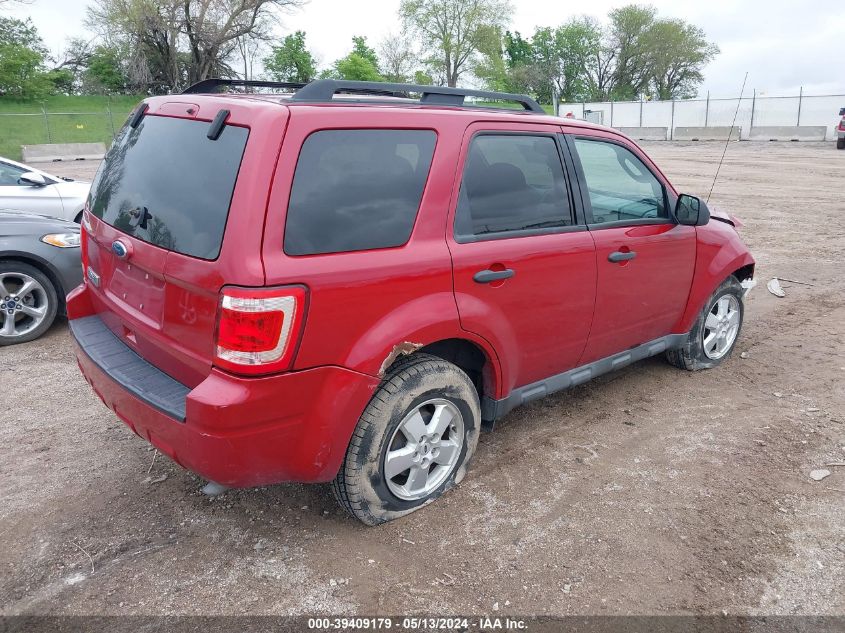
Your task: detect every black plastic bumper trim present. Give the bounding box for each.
[69,315,189,422]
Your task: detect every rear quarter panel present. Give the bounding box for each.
[261,107,502,385]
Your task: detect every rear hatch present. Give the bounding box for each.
[82,98,285,387]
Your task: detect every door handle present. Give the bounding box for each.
[608,251,637,263]
[473,268,515,284]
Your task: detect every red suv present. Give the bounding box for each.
[68,79,755,525]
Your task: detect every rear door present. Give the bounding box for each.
[82,101,282,387]
[564,131,696,364]
[447,123,597,396]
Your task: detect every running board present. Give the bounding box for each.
[480,333,688,428]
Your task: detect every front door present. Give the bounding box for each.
[447,124,597,397]
[565,132,696,364]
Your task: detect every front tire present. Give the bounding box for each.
[837,138,845,150]
[332,353,481,526]
[666,276,744,371]
[0,261,59,346]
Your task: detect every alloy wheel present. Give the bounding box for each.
[0,272,50,339]
[702,294,740,360]
[383,399,465,501]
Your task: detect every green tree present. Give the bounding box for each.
[334,53,382,81]
[539,18,601,103]
[473,25,509,92]
[646,19,718,99]
[84,45,129,93]
[351,36,379,70]
[0,17,51,98]
[503,31,532,68]
[0,16,46,53]
[607,4,657,100]
[0,44,51,98]
[330,36,383,81]
[400,0,512,87]
[264,31,316,83]
[413,70,434,85]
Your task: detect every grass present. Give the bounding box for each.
[0,95,143,161]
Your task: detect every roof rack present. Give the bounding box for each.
[182,78,307,94]
[291,80,545,113]
[181,78,545,114]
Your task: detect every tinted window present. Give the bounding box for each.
[284,129,436,256]
[89,115,248,259]
[0,162,26,186]
[573,138,666,224]
[455,134,572,239]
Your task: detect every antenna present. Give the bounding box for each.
[707,72,748,203]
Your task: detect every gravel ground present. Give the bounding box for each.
[1,141,843,617]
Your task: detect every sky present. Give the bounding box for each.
[9,0,845,98]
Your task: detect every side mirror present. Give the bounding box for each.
[19,172,47,187]
[675,194,710,226]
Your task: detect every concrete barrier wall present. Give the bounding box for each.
[747,126,827,141]
[616,127,668,141]
[22,142,107,163]
[673,127,741,141]
[563,93,844,140]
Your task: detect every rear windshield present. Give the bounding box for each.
[88,114,248,260]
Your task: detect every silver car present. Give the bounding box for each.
[0,156,91,223]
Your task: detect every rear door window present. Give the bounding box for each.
[454,134,573,240]
[88,115,248,259]
[284,129,436,256]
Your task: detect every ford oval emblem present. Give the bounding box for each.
[112,240,129,259]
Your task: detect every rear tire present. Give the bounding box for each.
[332,353,481,526]
[0,261,59,346]
[666,276,744,371]
[837,138,845,150]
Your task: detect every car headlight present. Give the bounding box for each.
[41,233,81,248]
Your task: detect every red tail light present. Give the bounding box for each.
[214,285,307,375]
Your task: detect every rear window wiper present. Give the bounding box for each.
[207,109,230,140]
[129,206,152,230]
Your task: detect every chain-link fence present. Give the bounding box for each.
[0,109,124,161]
[560,90,845,141]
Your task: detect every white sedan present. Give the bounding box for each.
[0,156,90,223]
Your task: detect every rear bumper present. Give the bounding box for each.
[68,289,379,487]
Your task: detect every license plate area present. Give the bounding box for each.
[106,260,166,325]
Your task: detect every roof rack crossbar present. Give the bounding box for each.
[290,80,545,113]
[182,78,307,94]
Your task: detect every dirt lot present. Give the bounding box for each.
[2,141,844,617]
